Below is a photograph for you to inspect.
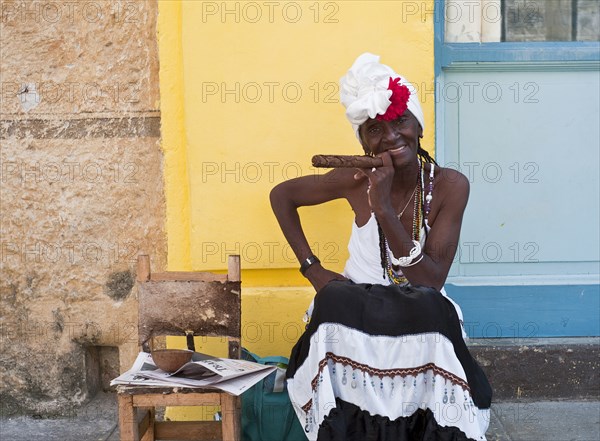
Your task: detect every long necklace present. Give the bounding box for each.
[377,160,423,285]
[397,184,418,219]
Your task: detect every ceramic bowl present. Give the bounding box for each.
[151,349,193,373]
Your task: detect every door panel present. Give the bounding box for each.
[441,66,599,278]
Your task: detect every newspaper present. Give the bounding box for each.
[111,352,277,396]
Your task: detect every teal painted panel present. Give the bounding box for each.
[445,284,600,338]
[441,68,600,278]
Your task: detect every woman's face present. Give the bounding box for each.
[359,110,422,166]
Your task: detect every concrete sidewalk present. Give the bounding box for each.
[0,392,598,441]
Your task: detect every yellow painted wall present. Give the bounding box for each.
[158,0,435,359]
[158,0,192,271]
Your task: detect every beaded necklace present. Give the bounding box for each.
[424,161,434,224]
[377,159,434,285]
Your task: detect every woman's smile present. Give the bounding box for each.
[387,145,407,153]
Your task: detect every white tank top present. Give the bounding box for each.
[342,213,426,285]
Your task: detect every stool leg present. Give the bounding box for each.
[221,394,241,441]
[140,407,156,441]
[118,394,137,441]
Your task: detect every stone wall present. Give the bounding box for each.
[0,0,165,416]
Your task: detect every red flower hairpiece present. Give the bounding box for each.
[376,77,411,122]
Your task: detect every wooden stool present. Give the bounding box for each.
[117,255,242,441]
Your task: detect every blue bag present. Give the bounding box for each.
[241,349,307,441]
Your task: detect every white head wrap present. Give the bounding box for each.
[339,52,425,138]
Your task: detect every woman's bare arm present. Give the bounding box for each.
[270,168,357,291]
[376,167,469,290]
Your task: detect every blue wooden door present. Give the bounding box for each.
[435,1,600,338]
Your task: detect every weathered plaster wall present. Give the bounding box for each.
[0,0,165,416]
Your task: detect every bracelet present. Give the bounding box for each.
[389,240,422,267]
[401,253,424,267]
[299,255,320,276]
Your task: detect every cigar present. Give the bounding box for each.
[312,155,383,168]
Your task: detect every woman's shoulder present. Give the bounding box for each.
[418,163,469,230]
[430,164,469,194]
[424,163,469,223]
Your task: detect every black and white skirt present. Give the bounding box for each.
[286,281,492,441]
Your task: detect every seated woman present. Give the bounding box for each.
[270,53,492,441]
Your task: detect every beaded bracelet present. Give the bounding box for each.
[389,240,422,267]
